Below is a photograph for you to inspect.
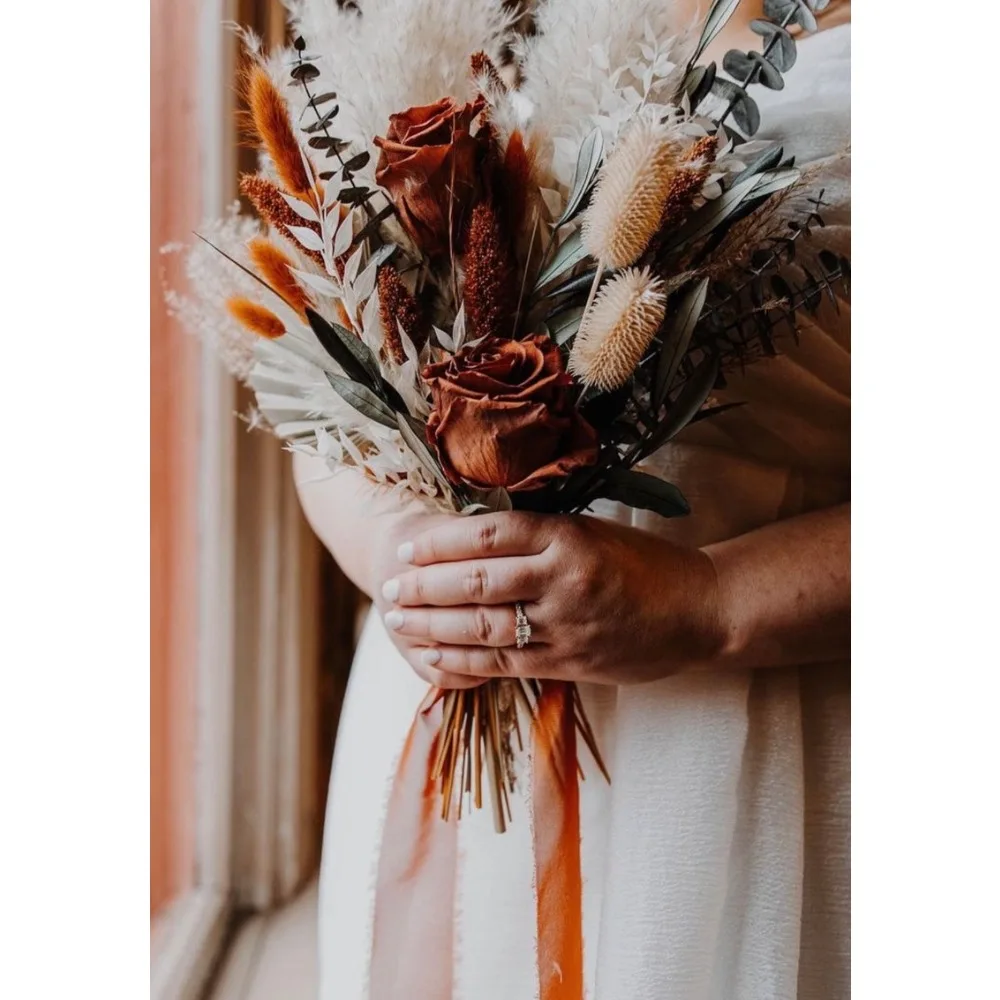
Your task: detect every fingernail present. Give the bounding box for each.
[381,578,400,602]
[384,610,404,631]
[397,541,415,564]
[421,649,442,667]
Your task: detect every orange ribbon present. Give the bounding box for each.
[370,682,585,1000]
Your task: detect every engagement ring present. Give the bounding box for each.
[514,602,532,649]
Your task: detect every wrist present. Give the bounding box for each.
[698,541,746,669]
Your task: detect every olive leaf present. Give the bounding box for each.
[326,373,397,428]
[691,0,743,65]
[643,355,720,456]
[305,307,382,390]
[597,469,690,519]
[553,128,604,230]
[653,278,709,408]
[534,229,588,289]
[548,305,586,346]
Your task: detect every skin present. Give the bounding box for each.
[293,456,850,690]
[292,1,852,692]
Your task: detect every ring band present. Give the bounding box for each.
[514,602,532,649]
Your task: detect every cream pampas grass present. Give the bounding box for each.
[582,117,680,269]
[569,267,666,391]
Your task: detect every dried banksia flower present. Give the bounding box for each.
[582,118,680,269]
[226,297,286,339]
[243,63,313,198]
[247,238,312,318]
[569,267,666,391]
[660,135,718,230]
[239,174,325,267]
[462,201,515,339]
[377,265,427,363]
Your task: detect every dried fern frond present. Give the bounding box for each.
[569,266,666,391]
[226,297,287,339]
[239,173,325,267]
[247,238,313,318]
[242,63,313,198]
[377,265,427,363]
[582,117,680,269]
[462,201,515,339]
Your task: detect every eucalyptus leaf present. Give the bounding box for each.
[326,373,397,428]
[598,469,690,519]
[653,278,709,408]
[305,307,382,390]
[692,0,742,64]
[534,229,588,289]
[554,128,604,230]
[750,19,797,72]
[710,77,760,135]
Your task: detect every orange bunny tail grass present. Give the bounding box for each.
[227,297,286,339]
[377,266,428,364]
[242,62,313,199]
[247,238,313,318]
[239,174,325,267]
[462,201,515,340]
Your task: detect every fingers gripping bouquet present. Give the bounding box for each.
[171,0,848,992]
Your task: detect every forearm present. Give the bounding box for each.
[702,503,850,670]
[292,454,431,599]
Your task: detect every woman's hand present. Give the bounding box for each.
[378,512,726,687]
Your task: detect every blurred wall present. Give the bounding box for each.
[151,0,202,916]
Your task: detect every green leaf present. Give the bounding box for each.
[692,0,742,65]
[643,355,720,456]
[534,229,588,289]
[305,307,382,390]
[553,128,604,230]
[326,373,397,428]
[598,468,690,518]
[653,278,709,407]
[538,267,609,302]
[730,143,783,186]
[750,19,797,72]
[548,305,586,346]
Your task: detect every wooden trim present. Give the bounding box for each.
[151,888,230,1000]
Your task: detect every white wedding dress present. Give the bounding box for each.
[318,24,850,1000]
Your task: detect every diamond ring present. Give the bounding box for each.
[514,602,532,649]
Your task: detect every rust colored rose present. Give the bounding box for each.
[423,335,599,492]
[374,97,487,259]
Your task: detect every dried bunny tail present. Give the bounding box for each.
[471,50,508,96]
[226,297,287,339]
[239,173,325,267]
[241,61,313,198]
[247,238,313,317]
[462,201,515,339]
[377,265,427,363]
[569,266,666,391]
[582,116,680,269]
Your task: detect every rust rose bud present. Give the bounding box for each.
[423,335,599,492]
[374,97,487,259]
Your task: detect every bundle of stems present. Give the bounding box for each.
[431,679,609,832]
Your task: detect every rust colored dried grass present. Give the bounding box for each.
[462,201,515,340]
[247,238,313,317]
[239,174,325,267]
[377,265,427,362]
[226,297,286,339]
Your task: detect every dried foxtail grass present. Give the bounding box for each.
[462,201,515,339]
[377,265,427,363]
[247,238,313,318]
[569,266,666,391]
[582,117,680,269]
[242,63,313,199]
[239,174,325,267]
[226,297,287,339]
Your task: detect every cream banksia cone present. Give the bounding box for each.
[582,117,680,269]
[569,267,666,391]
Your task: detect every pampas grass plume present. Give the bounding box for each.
[569,266,666,391]
[226,298,287,340]
[582,117,680,268]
